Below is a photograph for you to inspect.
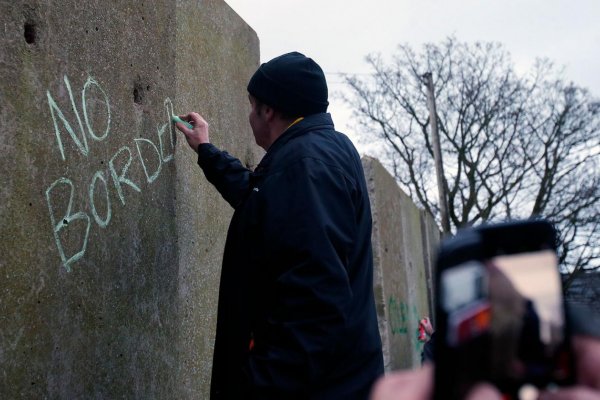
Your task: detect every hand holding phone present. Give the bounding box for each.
[434,220,574,400]
[370,333,600,400]
[370,219,597,400]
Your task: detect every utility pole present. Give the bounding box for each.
[422,72,451,234]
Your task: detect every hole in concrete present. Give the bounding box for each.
[95,26,99,31]
[133,86,143,104]
[24,22,36,44]
[146,85,150,91]
[63,219,68,225]
[133,77,148,104]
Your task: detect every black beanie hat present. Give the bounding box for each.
[247,52,329,116]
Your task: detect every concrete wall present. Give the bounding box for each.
[0,1,439,397]
[0,1,260,398]
[363,157,440,371]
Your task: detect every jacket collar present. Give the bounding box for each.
[256,113,334,172]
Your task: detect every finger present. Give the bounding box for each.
[424,318,434,334]
[465,383,503,400]
[539,387,600,400]
[170,115,191,133]
[573,335,600,389]
[178,114,193,123]
[183,112,205,127]
[419,317,434,335]
[174,119,191,134]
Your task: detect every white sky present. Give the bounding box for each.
[224,0,600,153]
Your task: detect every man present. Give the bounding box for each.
[175,52,384,399]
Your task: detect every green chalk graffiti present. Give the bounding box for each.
[46,75,90,160]
[388,296,425,350]
[109,146,142,206]
[45,177,91,273]
[388,296,409,335]
[44,74,178,272]
[82,76,111,142]
[89,170,111,228]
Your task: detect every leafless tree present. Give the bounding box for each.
[343,37,600,281]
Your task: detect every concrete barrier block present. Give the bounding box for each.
[363,157,440,371]
[0,1,259,398]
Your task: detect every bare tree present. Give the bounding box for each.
[343,37,600,279]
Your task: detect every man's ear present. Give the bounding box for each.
[263,105,276,122]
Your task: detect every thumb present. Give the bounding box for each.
[465,383,502,400]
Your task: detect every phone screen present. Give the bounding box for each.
[437,247,573,399]
[488,250,569,388]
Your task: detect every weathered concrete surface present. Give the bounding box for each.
[363,157,440,371]
[173,1,262,397]
[0,0,259,398]
[420,209,441,325]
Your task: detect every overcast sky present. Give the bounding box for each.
[224,0,600,152]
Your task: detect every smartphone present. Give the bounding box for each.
[433,220,574,400]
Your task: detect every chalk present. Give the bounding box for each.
[172,115,193,129]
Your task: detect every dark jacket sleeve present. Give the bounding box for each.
[421,332,436,364]
[197,143,251,208]
[245,157,360,397]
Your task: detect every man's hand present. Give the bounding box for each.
[175,112,210,153]
[418,317,434,342]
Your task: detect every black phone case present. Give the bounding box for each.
[432,219,573,400]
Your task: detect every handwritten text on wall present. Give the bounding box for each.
[45,75,178,272]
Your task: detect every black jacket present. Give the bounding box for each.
[198,113,384,399]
